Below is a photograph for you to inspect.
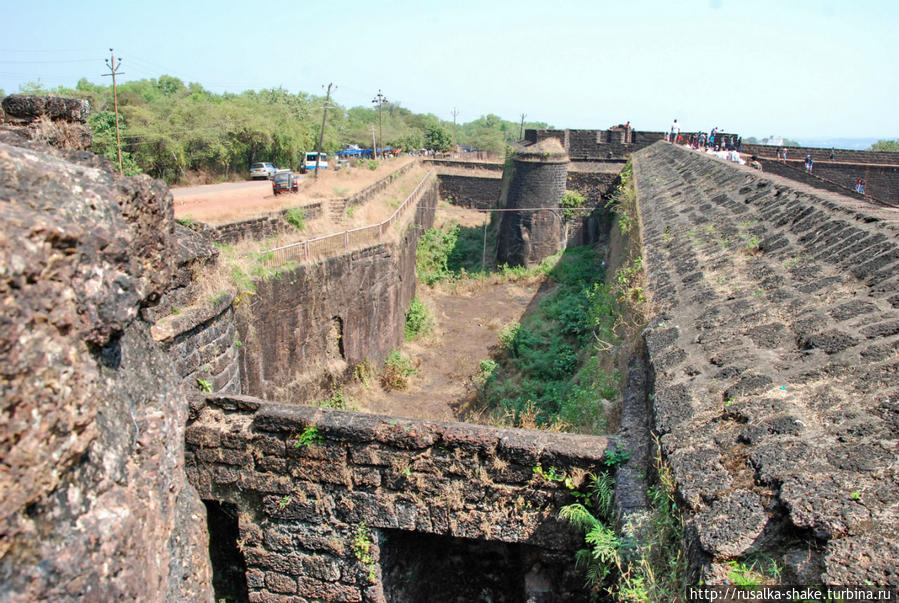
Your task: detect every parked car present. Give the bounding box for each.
[250,162,278,179]
[272,170,299,195]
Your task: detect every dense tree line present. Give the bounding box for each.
[10,78,550,183]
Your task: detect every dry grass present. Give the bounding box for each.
[188,165,431,305]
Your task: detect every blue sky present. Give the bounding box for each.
[1,0,897,140]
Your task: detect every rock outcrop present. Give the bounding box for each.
[1,94,92,151]
[0,107,212,599]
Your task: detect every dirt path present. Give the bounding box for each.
[349,280,541,422]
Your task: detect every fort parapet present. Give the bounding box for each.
[634,142,899,583]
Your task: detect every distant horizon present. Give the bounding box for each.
[1,80,891,152]
[2,1,896,141]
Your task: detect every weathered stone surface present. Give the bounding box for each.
[2,95,92,150]
[188,395,613,600]
[693,490,768,558]
[0,126,211,599]
[634,141,899,583]
[2,94,90,123]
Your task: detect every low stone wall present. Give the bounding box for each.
[742,143,899,166]
[1,94,93,151]
[758,158,899,205]
[186,394,616,602]
[436,172,502,208]
[209,202,325,245]
[634,142,899,584]
[424,159,504,172]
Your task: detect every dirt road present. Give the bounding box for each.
[172,156,416,225]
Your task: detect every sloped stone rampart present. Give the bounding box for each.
[187,394,616,602]
[633,142,898,584]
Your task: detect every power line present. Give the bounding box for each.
[372,89,387,159]
[314,82,335,179]
[0,59,97,64]
[102,48,124,175]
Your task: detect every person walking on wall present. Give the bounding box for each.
[669,119,679,143]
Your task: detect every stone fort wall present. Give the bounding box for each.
[236,178,438,403]
[186,393,615,602]
[634,141,898,584]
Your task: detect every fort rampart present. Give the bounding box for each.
[634,142,898,583]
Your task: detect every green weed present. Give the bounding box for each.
[404,297,432,340]
[196,378,212,393]
[352,522,377,583]
[317,389,352,410]
[560,190,587,220]
[293,425,323,448]
[381,350,418,391]
[285,207,306,230]
[353,360,376,389]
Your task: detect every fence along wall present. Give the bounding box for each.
[262,169,435,267]
[186,394,616,602]
[200,160,418,245]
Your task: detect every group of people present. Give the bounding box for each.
[855,178,866,194]
[690,129,741,152]
[668,120,741,152]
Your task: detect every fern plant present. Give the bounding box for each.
[559,472,622,589]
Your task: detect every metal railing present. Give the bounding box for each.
[262,169,436,267]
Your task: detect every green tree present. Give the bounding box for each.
[424,124,452,152]
[87,111,142,175]
[870,140,899,152]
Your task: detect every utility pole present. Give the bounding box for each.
[314,82,335,179]
[102,48,124,175]
[370,126,377,160]
[451,107,460,148]
[371,89,387,159]
[519,113,527,141]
